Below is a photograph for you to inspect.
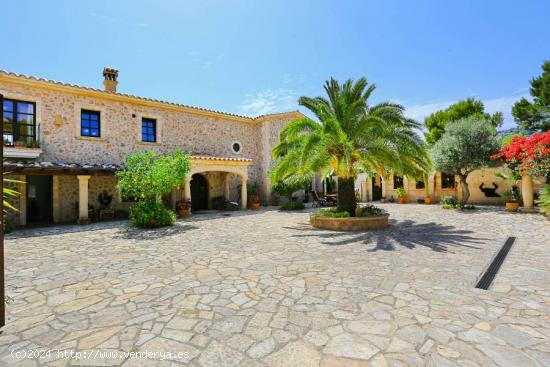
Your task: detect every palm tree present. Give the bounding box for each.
[271,77,429,215]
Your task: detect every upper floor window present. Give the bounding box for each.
[141,118,156,143]
[393,175,404,189]
[441,173,455,189]
[81,110,100,137]
[3,98,36,146]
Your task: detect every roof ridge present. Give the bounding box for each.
[0,69,302,122]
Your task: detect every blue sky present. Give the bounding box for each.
[1,0,549,130]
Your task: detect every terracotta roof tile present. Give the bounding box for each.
[4,155,251,172]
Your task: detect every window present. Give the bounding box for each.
[441,173,455,189]
[141,118,156,142]
[416,180,425,189]
[393,175,404,189]
[231,141,241,154]
[81,110,100,137]
[3,98,36,146]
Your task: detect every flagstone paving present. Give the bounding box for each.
[0,204,549,366]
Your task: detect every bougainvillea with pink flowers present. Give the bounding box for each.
[492,131,550,178]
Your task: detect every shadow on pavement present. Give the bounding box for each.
[286,219,486,253]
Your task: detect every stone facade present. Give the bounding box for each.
[1,70,302,225]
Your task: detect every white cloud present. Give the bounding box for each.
[188,51,199,57]
[239,89,297,116]
[403,91,529,130]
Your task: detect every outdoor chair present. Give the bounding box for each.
[312,191,330,207]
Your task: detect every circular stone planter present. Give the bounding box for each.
[310,214,389,231]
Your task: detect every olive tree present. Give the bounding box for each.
[430,117,501,205]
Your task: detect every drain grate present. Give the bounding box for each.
[475,236,516,290]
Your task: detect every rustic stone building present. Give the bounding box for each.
[1,68,302,226]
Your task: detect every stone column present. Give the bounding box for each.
[521,174,534,211]
[52,175,61,223]
[183,178,192,213]
[241,177,248,209]
[18,175,27,226]
[77,175,91,224]
[184,179,191,200]
[224,174,231,200]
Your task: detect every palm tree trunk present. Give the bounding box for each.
[337,177,357,216]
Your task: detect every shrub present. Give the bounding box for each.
[130,200,175,228]
[3,216,14,234]
[537,184,550,217]
[396,187,406,198]
[440,195,458,209]
[315,209,350,218]
[440,196,475,210]
[357,204,386,217]
[280,201,305,211]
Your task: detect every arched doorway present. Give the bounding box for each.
[191,174,208,211]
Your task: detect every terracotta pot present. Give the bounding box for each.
[424,196,431,204]
[397,196,406,204]
[506,201,519,212]
[177,208,190,217]
[251,202,261,210]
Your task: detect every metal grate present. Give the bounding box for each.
[475,237,516,290]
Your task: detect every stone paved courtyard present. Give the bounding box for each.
[0,204,549,366]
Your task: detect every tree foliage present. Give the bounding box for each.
[116,149,190,201]
[271,77,430,215]
[512,61,550,132]
[271,175,312,199]
[424,98,504,144]
[430,117,501,204]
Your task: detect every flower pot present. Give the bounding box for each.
[397,196,406,204]
[424,196,431,204]
[177,208,190,217]
[251,202,261,210]
[506,201,519,212]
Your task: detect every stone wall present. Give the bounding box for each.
[0,78,297,202]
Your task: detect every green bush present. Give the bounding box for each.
[3,216,14,234]
[315,209,350,218]
[440,195,458,209]
[357,204,386,217]
[537,185,550,217]
[280,201,305,211]
[130,200,175,228]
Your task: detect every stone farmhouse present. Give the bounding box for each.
[1,68,302,226]
[1,68,538,227]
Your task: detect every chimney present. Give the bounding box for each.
[102,67,119,93]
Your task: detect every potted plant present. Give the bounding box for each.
[503,186,520,212]
[396,187,406,204]
[176,198,191,217]
[14,138,26,148]
[423,173,431,204]
[30,139,40,148]
[248,182,261,210]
